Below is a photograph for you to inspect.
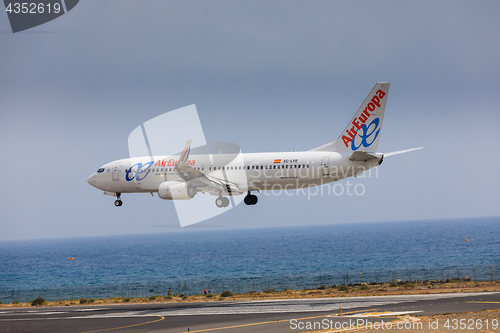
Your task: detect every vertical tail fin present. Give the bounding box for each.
[311,82,390,153]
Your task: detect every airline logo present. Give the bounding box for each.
[180,147,190,163]
[153,159,195,167]
[341,89,386,150]
[126,161,154,181]
[274,159,281,164]
[126,158,197,181]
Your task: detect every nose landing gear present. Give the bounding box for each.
[114,193,122,207]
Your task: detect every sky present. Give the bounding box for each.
[0,1,499,241]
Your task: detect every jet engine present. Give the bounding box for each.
[158,181,197,200]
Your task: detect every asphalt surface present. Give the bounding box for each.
[0,292,499,332]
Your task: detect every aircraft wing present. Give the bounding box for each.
[174,140,242,194]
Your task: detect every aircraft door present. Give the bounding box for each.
[321,157,329,176]
[112,162,120,181]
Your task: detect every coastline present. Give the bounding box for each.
[2,279,498,308]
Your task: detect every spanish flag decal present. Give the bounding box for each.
[274,159,281,163]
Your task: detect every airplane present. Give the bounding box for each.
[87,82,423,208]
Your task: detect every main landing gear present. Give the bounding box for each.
[114,193,123,207]
[244,192,258,206]
[215,196,230,208]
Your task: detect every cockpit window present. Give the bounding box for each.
[97,168,105,174]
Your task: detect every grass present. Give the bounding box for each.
[220,290,233,297]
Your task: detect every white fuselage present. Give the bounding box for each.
[87,151,382,196]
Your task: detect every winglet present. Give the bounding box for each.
[176,140,192,167]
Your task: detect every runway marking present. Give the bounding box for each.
[351,311,422,317]
[180,319,280,332]
[358,311,391,316]
[0,308,109,315]
[341,309,380,315]
[79,315,164,333]
[147,292,500,317]
[466,301,500,304]
[179,309,380,332]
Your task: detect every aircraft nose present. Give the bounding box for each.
[87,173,96,186]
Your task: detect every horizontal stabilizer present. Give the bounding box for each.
[349,151,379,162]
[384,147,425,157]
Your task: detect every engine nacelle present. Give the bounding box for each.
[158,181,196,200]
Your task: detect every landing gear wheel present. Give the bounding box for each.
[215,197,230,208]
[114,193,122,207]
[244,194,258,205]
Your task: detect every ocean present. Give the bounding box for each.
[0,217,499,301]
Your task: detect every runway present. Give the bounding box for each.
[0,292,499,332]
